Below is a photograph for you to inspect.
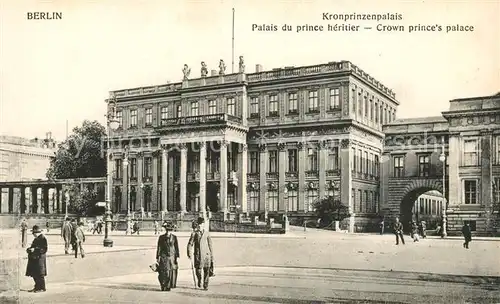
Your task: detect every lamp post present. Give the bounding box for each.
[104,95,120,247]
[140,183,145,221]
[439,147,447,238]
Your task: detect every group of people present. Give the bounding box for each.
[155,216,214,292]
[389,216,472,248]
[61,217,86,258]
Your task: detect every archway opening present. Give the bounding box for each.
[400,188,445,233]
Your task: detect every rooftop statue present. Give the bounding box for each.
[182,64,191,80]
[201,61,208,77]
[219,59,226,75]
[238,56,245,73]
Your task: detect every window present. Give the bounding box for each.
[463,139,479,166]
[130,109,138,127]
[143,157,152,178]
[358,93,362,116]
[269,95,278,116]
[374,103,378,123]
[288,149,298,172]
[358,149,362,173]
[352,147,356,172]
[249,152,259,173]
[464,180,477,204]
[329,88,340,110]
[208,100,217,115]
[308,91,319,113]
[418,155,431,177]
[190,101,199,116]
[267,190,278,211]
[379,104,383,124]
[306,189,318,212]
[464,220,476,231]
[249,191,259,211]
[351,89,356,114]
[419,198,424,213]
[374,155,380,177]
[494,177,500,204]
[249,98,259,117]
[227,97,236,116]
[364,151,368,174]
[369,99,374,121]
[176,105,182,118]
[188,152,200,173]
[364,96,368,117]
[287,190,298,212]
[130,158,137,178]
[157,155,162,178]
[328,147,339,170]
[496,136,500,164]
[145,108,153,126]
[116,110,123,127]
[228,149,234,172]
[393,156,404,177]
[160,106,168,125]
[307,148,318,171]
[268,150,278,173]
[115,159,122,179]
[288,93,298,114]
[364,190,369,212]
[357,189,362,212]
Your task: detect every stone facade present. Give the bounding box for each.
[105,60,398,232]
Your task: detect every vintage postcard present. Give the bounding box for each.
[0,1,499,303]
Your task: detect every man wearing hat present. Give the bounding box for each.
[61,217,73,254]
[25,225,48,292]
[187,217,214,290]
[155,221,179,291]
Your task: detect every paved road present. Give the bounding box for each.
[2,230,499,303]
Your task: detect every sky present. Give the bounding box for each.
[1,0,498,141]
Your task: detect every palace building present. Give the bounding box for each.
[105,59,397,231]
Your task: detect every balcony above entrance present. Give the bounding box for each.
[155,114,244,133]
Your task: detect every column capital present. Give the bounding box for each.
[152,149,162,157]
[277,142,286,151]
[258,143,267,152]
[179,143,187,151]
[218,140,229,148]
[242,143,248,151]
[319,140,329,150]
[136,151,144,157]
[340,139,350,149]
[199,141,206,149]
[297,141,306,150]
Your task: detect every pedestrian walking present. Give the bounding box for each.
[187,217,214,290]
[70,218,78,252]
[419,221,427,238]
[379,219,385,235]
[61,218,73,254]
[20,218,28,248]
[25,225,48,293]
[132,220,140,235]
[156,222,179,291]
[462,222,472,249]
[392,217,405,245]
[411,221,420,242]
[45,220,50,233]
[154,220,159,235]
[74,222,86,258]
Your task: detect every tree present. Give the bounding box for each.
[313,196,350,228]
[47,120,106,179]
[67,184,99,216]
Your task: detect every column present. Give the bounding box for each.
[161,147,169,212]
[137,152,143,213]
[31,186,37,213]
[8,187,14,213]
[339,139,354,232]
[239,144,248,214]
[180,144,187,213]
[20,187,26,214]
[259,144,267,214]
[220,140,228,214]
[380,152,390,213]
[448,135,460,206]
[56,186,61,214]
[298,142,306,211]
[106,153,113,204]
[278,143,286,211]
[0,187,2,213]
[43,186,49,214]
[319,141,328,199]
[152,151,159,212]
[122,158,129,213]
[481,132,492,206]
[199,142,207,217]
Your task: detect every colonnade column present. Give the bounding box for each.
[137,152,144,214]
[259,144,267,217]
[239,144,248,215]
[161,146,169,213]
[122,156,129,213]
[179,144,187,213]
[20,187,26,214]
[278,143,286,212]
[319,141,328,198]
[199,142,207,218]
[298,142,306,211]
[56,186,61,214]
[339,139,354,233]
[152,151,159,212]
[220,140,228,214]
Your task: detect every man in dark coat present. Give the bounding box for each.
[462,222,472,249]
[392,217,405,245]
[61,217,73,254]
[188,217,214,290]
[70,218,78,251]
[156,222,179,291]
[25,225,48,293]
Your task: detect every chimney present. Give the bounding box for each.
[255,64,263,73]
[210,70,217,76]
